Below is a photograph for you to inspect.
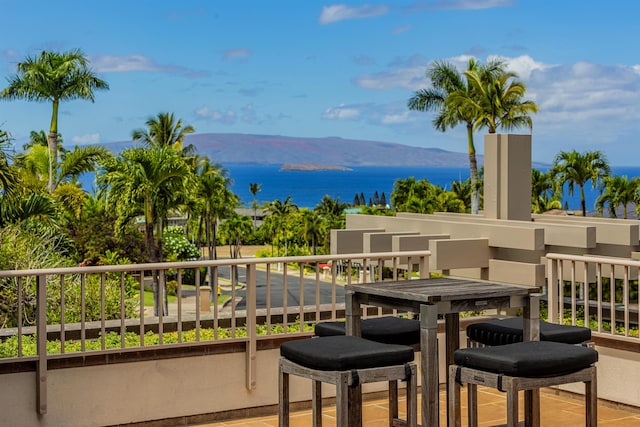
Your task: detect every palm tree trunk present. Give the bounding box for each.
[580,185,587,217]
[48,100,60,194]
[47,132,57,193]
[466,124,480,215]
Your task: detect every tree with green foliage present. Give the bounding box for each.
[408,59,502,214]
[249,182,261,230]
[299,210,324,255]
[455,63,539,134]
[0,49,109,193]
[551,150,610,217]
[220,213,253,258]
[132,111,195,153]
[595,175,640,219]
[193,159,237,260]
[531,168,562,214]
[264,196,298,256]
[99,144,194,315]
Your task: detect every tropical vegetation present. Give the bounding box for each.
[408,58,538,215]
[1,48,638,326]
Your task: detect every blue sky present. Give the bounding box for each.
[1,0,639,165]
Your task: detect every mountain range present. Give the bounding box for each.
[100,133,478,167]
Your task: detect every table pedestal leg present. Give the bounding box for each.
[445,313,460,427]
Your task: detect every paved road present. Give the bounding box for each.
[218,265,345,310]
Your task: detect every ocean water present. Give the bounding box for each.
[225,164,470,209]
[225,164,640,212]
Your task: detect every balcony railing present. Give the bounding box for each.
[546,252,640,341]
[0,250,430,414]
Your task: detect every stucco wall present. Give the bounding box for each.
[1,335,637,426]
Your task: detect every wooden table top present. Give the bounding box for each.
[345,276,539,304]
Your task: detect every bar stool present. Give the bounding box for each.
[315,316,420,346]
[279,335,418,427]
[448,341,598,427]
[466,317,592,347]
[314,316,420,421]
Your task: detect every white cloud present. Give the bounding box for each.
[91,54,169,72]
[195,106,237,125]
[319,4,389,24]
[222,48,251,61]
[408,0,514,10]
[381,111,412,124]
[72,133,100,144]
[322,104,361,120]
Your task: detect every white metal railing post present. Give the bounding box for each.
[36,274,47,415]
[245,263,257,390]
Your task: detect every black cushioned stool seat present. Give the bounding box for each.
[279,336,418,427]
[449,341,598,427]
[467,317,592,346]
[314,316,420,346]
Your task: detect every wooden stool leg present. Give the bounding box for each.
[468,383,478,427]
[448,365,462,427]
[336,372,350,427]
[279,362,289,427]
[312,380,322,427]
[586,367,598,427]
[506,384,518,427]
[406,365,418,427]
[524,389,540,427]
[388,380,398,426]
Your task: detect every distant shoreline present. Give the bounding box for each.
[279,163,353,171]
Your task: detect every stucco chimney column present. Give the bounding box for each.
[483,134,532,221]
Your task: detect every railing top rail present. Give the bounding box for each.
[546,252,640,267]
[0,250,431,278]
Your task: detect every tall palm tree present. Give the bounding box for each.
[0,49,109,192]
[531,168,562,214]
[408,59,503,214]
[220,213,252,259]
[249,182,261,230]
[456,66,539,134]
[551,150,610,217]
[194,159,237,260]
[265,196,298,256]
[595,175,640,219]
[132,112,195,152]
[300,210,324,255]
[99,145,194,315]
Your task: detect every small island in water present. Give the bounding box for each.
[280,163,353,171]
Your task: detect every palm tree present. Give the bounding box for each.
[220,213,252,258]
[15,144,110,192]
[408,59,504,214]
[23,130,65,153]
[531,168,562,214]
[0,129,19,196]
[249,182,261,230]
[265,196,298,256]
[456,65,539,134]
[451,178,472,211]
[595,175,640,219]
[131,112,195,152]
[300,210,324,255]
[551,150,611,217]
[99,144,194,315]
[315,195,348,217]
[0,49,109,193]
[194,159,237,260]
